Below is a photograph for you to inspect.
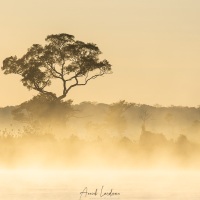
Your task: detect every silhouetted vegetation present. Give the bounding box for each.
[12,94,74,135]
[0,101,200,169]
[2,33,112,101]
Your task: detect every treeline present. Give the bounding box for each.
[2,100,200,141]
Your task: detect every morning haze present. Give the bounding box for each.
[1,2,200,199]
[0,0,200,107]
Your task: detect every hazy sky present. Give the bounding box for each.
[0,0,200,107]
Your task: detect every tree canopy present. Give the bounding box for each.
[12,94,74,128]
[2,33,112,100]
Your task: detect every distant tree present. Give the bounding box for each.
[175,134,192,161]
[139,129,168,150]
[154,104,162,108]
[176,134,189,145]
[139,106,151,131]
[106,100,133,137]
[2,33,112,101]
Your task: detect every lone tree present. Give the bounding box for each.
[2,33,112,101]
[1,34,112,135]
[139,106,151,131]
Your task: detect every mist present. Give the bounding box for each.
[1,100,200,170]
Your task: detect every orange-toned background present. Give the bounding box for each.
[0,0,200,107]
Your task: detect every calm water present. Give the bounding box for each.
[0,169,200,200]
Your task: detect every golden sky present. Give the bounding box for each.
[0,0,200,107]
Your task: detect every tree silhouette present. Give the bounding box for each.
[2,33,112,100]
[139,106,151,131]
[106,100,133,136]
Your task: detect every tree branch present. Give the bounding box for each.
[33,81,56,99]
[46,63,62,78]
[64,69,106,96]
